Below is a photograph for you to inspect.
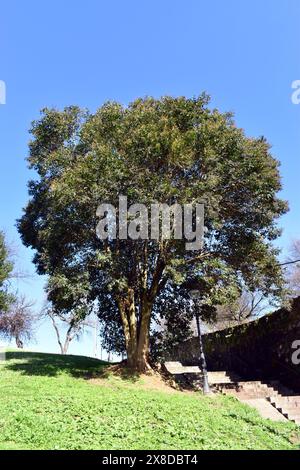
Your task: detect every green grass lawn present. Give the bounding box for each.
[0,351,299,450]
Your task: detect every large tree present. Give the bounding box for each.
[18,96,287,371]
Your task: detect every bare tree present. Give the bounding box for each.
[209,291,265,331]
[45,306,95,355]
[0,295,35,348]
[286,240,300,297]
[220,291,264,321]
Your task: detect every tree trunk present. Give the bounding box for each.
[62,337,70,355]
[62,325,75,355]
[120,298,152,372]
[115,244,166,371]
[126,335,138,369]
[15,336,24,349]
[50,314,65,354]
[135,302,152,372]
[117,256,164,372]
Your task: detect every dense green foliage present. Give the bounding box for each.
[18,96,288,368]
[0,351,298,450]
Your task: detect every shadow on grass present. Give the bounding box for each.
[3,351,143,384]
[3,351,110,379]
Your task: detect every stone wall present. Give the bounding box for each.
[168,298,300,391]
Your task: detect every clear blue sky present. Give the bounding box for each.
[0,0,299,355]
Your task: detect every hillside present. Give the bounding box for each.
[0,351,298,450]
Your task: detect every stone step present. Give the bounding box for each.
[218,382,278,394]
[226,392,260,400]
[269,395,300,404]
[164,361,202,375]
[207,372,238,384]
[277,401,300,408]
[241,388,279,396]
[208,371,237,377]
[226,391,278,400]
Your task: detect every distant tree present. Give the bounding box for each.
[45,304,95,355]
[0,231,14,313]
[215,290,265,328]
[43,270,96,354]
[18,96,288,371]
[0,296,35,348]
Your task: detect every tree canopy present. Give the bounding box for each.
[18,95,288,370]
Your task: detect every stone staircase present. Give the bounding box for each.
[215,379,282,399]
[267,395,300,424]
[164,362,300,425]
[208,371,300,424]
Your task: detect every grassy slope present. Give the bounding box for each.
[0,351,299,450]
